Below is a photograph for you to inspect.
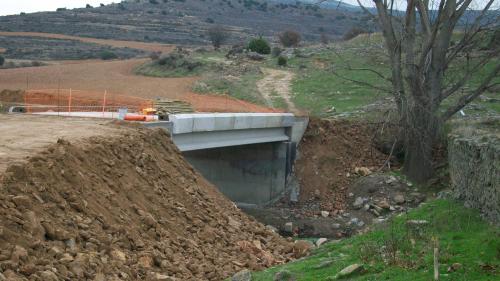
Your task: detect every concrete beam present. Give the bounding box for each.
[173,127,289,151]
[170,113,295,134]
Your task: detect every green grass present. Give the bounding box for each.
[268,39,392,116]
[280,33,499,117]
[193,72,266,105]
[251,200,499,281]
[134,50,227,78]
[134,63,204,77]
[269,90,288,110]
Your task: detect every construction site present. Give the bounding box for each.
[0,83,400,280]
[1,1,498,279]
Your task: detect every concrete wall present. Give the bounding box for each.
[183,142,290,205]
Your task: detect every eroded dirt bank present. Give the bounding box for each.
[0,126,294,281]
[245,119,427,238]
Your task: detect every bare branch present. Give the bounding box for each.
[346,67,392,82]
[446,0,497,66]
[415,0,432,35]
[441,63,500,120]
[330,48,392,82]
[356,0,376,18]
[331,69,393,93]
[441,49,500,102]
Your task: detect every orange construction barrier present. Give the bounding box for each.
[23,89,154,114]
[124,114,147,121]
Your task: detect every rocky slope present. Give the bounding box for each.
[0,0,372,45]
[0,127,295,280]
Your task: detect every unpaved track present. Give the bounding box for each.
[257,67,297,113]
[0,31,174,53]
[0,114,126,173]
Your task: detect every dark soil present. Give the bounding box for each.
[0,89,24,103]
[243,119,425,239]
[294,118,395,211]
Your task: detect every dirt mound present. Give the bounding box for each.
[0,89,24,103]
[0,128,293,280]
[295,119,395,211]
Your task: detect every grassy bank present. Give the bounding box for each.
[193,72,265,105]
[280,34,499,117]
[252,199,499,280]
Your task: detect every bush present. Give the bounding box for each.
[248,37,271,54]
[320,33,329,45]
[271,46,282,57]
[149,52,161,61]
[207,25,229,49]
[0,56,4,66]
[86,4,93,8]
[155,53,202,72]
[99,51,118,60]
[31,61,43,67]
[343,27,367,41]
[277,56,287,67]
[278,30,301,47]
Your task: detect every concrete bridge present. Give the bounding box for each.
[145,113,308,206]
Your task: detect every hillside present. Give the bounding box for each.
[0,0,373,45]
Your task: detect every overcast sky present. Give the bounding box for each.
[0,0,496,16]
[0,0,374,16]
[0,0,117,16]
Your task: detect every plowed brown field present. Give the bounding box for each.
[0,58,279,113]
[0,31,174,53]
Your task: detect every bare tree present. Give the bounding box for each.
[278,30,302,47]
[320,33,329,45]
[207,25,229,50]
[343,0,500,182]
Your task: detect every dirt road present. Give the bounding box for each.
[0,31,174,53]
[257,67,297,113]
[0,114,126,173]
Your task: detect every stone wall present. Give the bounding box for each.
[448,119,499,224]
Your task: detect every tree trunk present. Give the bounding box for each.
[403,101,439,183]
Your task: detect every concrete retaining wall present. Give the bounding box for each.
[184,142,290,205]
[448,121,499,224]
[170,113,295,134]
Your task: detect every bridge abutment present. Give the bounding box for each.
[183,141,293,205]
[144,113,307,206]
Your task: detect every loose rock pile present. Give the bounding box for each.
[0,128,295,280]
[448,118,500,223]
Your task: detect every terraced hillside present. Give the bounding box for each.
[0,0,373,45]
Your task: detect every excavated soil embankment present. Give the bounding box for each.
[0,127,294,281]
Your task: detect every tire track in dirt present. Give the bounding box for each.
[257,67,297,113]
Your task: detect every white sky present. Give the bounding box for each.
[0,0,117,16]
[0,0,496,16]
